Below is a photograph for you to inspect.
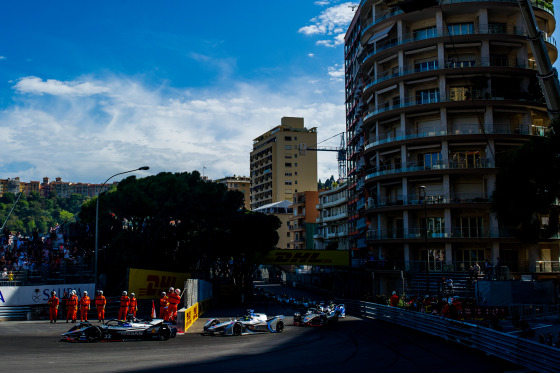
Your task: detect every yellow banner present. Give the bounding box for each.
[262,250,349,266]
[128,268,190,300]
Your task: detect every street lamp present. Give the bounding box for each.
[94,166,149,290]
[419,185,429,295]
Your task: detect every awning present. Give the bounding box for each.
[367,23,395,44]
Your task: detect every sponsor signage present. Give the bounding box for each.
[128,268,190,300]
[0,283,95,307]
[262,250,350,266]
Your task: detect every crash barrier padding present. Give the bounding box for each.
[337,298,560,373]
[175,299,211,333]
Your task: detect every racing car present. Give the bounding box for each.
[59,318,177,342]
[293,302,345,326]
[203,309,284,336]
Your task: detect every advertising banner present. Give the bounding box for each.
[0,284,95,307]
[128,268,190,300]
[262,250,350,266]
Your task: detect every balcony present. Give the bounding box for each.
[360,0,553,43]
[366,226,516,241]
[362,24,532,68]
[365,158,494,181]
[363,57,537,97]
[321,211,348,223]
[364,123,547,151]
[366,192,489,210]
[364,89,545,124]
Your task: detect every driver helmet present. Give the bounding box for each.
[161,292,166,296]
[83,291,88,295]
[175,289,180,294]
[169,287,174,293]
[99,290,103,295]
[71,290,76,295]
[131,293,135,297]
[122,291,127,296]
[51,291,56,296]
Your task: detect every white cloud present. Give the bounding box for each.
[14,76,109,96]
[0,56,6,60]
[1,75,344,183]
[299,2,358,47]
[328,64,345,82]
[308,53,315,57]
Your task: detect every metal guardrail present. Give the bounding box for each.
[338,299,560,372]
[0,306,32,320]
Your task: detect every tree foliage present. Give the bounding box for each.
[491,119,560,243]
[0,191,88,235]
[78,171,280,291]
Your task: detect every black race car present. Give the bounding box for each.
[293,302,344,326]
[59,318,177,342]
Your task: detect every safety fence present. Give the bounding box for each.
[338,298,560,373]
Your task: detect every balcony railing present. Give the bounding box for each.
[365,158,494,180]
[363,57,536,94]
[363,89,544,122]
[366,226,515,241]
[362,24,533,66]
[364,124,547,151]
[359,0,553,37]
[366,192,489,210]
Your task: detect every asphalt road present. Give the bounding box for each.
[0,283,524,373]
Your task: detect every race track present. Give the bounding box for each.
[0,284,524,373]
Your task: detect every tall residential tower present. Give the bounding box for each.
[345,0,557,279]
[250,117,318,210]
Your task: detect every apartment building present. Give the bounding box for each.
[314,182,349,251]
[288,191,319,250]
[215,176,251,210]
[345,0,557,274]
[250,117,318,210]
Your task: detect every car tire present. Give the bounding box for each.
[276,320,284,333]
[232,322,243,336]
[158,326,171,341]
[85,326,102,342]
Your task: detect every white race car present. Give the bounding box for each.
[203,310,284,336]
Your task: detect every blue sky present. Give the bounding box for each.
[0,0,558,185]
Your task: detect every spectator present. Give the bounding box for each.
[473,262,481,277]
[390,291,399,307]
[1,268,7,278]
[445,277,454,296]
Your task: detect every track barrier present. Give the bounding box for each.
[338,298,560,372]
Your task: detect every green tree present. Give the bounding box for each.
[79,171,280,292]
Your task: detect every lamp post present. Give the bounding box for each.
[95,166,149,290]
[419,185,429,295]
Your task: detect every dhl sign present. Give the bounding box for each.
[128,268,190,300]
[262,250,349,266]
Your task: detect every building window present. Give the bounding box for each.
[450,86,472,101]
[285,181,292,185]
[447,22,474,36]
[294,163,298,167]
[456,217,484,238]
[414,59,438,72]
[416,88,439,104]
[285,163,292,167]
[285,154,292,158]
[452,151,481,168]
[414,26,437,40]
[422,217,445,238]
[285,136,292,141]
[285,172,292,176]
[285,145,292,150]
[422,152,442,168]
